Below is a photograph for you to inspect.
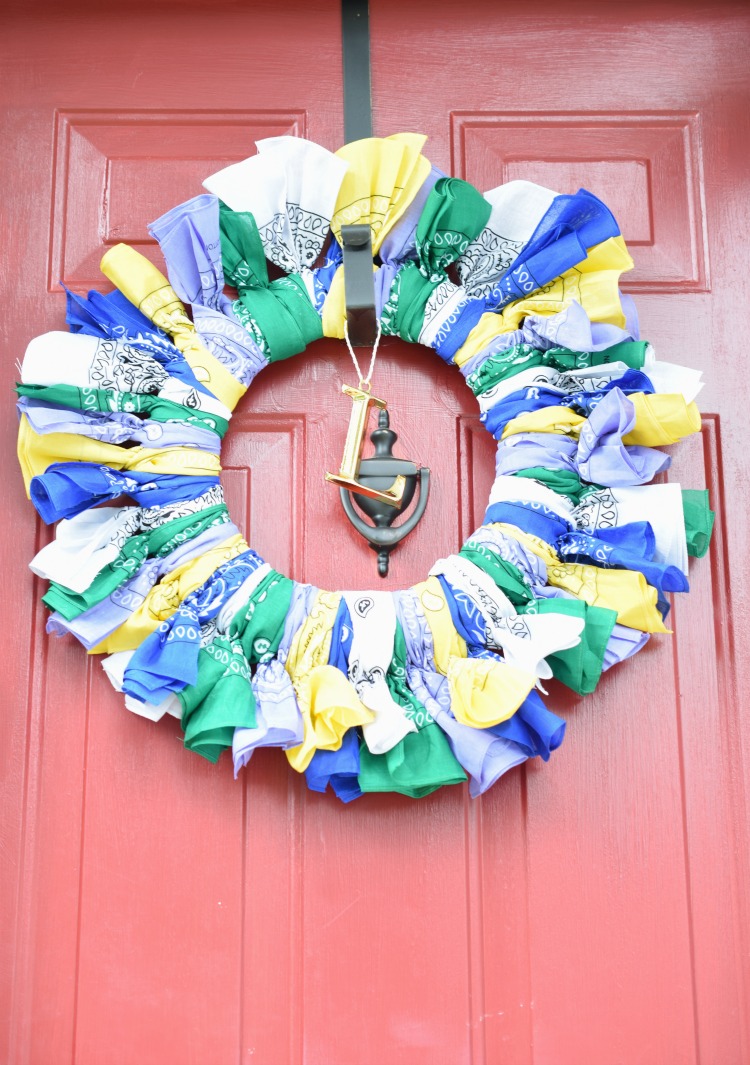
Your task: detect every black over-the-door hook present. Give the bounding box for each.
[340,223,377,347]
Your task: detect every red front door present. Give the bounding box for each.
[3,3,748,1064]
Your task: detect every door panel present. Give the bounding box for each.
[370,2,749,1063]
[2,3,748,1064]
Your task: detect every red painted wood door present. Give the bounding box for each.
[3,3,749,1064]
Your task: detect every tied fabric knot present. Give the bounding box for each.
[91,533,248,654]
[17,397,222,453]
[284,590,373,773]
[171,567,273,763]
[484,187,620,311]
[456,179,558,300]
[18,327,232,423]
[41,494,231,621]
[395,588,531,797]
[29,461,221,524]
[490,523,671,634]
[344,591,418,755]
[430,553,585,681]
[230,571,300,774]
[414,177,492,279]
[379,263,486,362]
[50,522,241,650]
[17,413,221,496]
[453,237,636,370]
[481,367,655,436]
[494,388,685,487]
[218,203,323,363]
[148,194,268,389]
[122,549,265,703]
[378,177,492,358]
[410,575,537,728]
[15,382,229,439]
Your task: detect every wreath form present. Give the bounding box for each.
[16,133,714,802]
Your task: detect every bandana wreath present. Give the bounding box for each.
[16,133,714,802]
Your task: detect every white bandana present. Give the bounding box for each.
[573,483,689,574]
[102,650,181,721]
[344,591,417,754]
[31,506,142,593]
[456,180,557,298]
[429,554,584,681]
[256,136,349,270]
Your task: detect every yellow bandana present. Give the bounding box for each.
[285,591,373,772]
[331,133,431,252]
[454,236,634,368]
[491,523,670,634]
[100,244,246,411]
[17,415,220,495]
[91,533,247,653]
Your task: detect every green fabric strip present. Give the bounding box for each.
[386,622,430,724]
[16,382,229,437]
[682,488,715,558]
[512,467,600,505]
[357,722,466,798]
[416,178,492,277]
[43,507,229,620]
[219,204,322,362]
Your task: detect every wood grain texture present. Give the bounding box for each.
[1,2,748,1064]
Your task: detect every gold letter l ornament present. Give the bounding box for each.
[325,385,406,506]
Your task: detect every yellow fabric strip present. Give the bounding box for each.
[453,235,634,368]
[331,133,430,252]
[499,393,701,445]
[411,577,467,675]
[321,262,378,340]
[90,534,247,654]
[17,415,220,495]
[285,590,373,772]
[447,657,537,728]
[622,394,702,446]
[501,406,585,440]
[100,244,245,411]
[491,523,670,634]
[321,265,347,340]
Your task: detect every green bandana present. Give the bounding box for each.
[415,177,492,278]
[16,382,229,437]
[380,262,441,343]
[459,543,533,607]
[521,597,617,695]
[180,634,256,763]
[43,507,230,620]
[219,204,323,362]
[358,723,466,798]
[681,489,714,558]
[232,571,295,664]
